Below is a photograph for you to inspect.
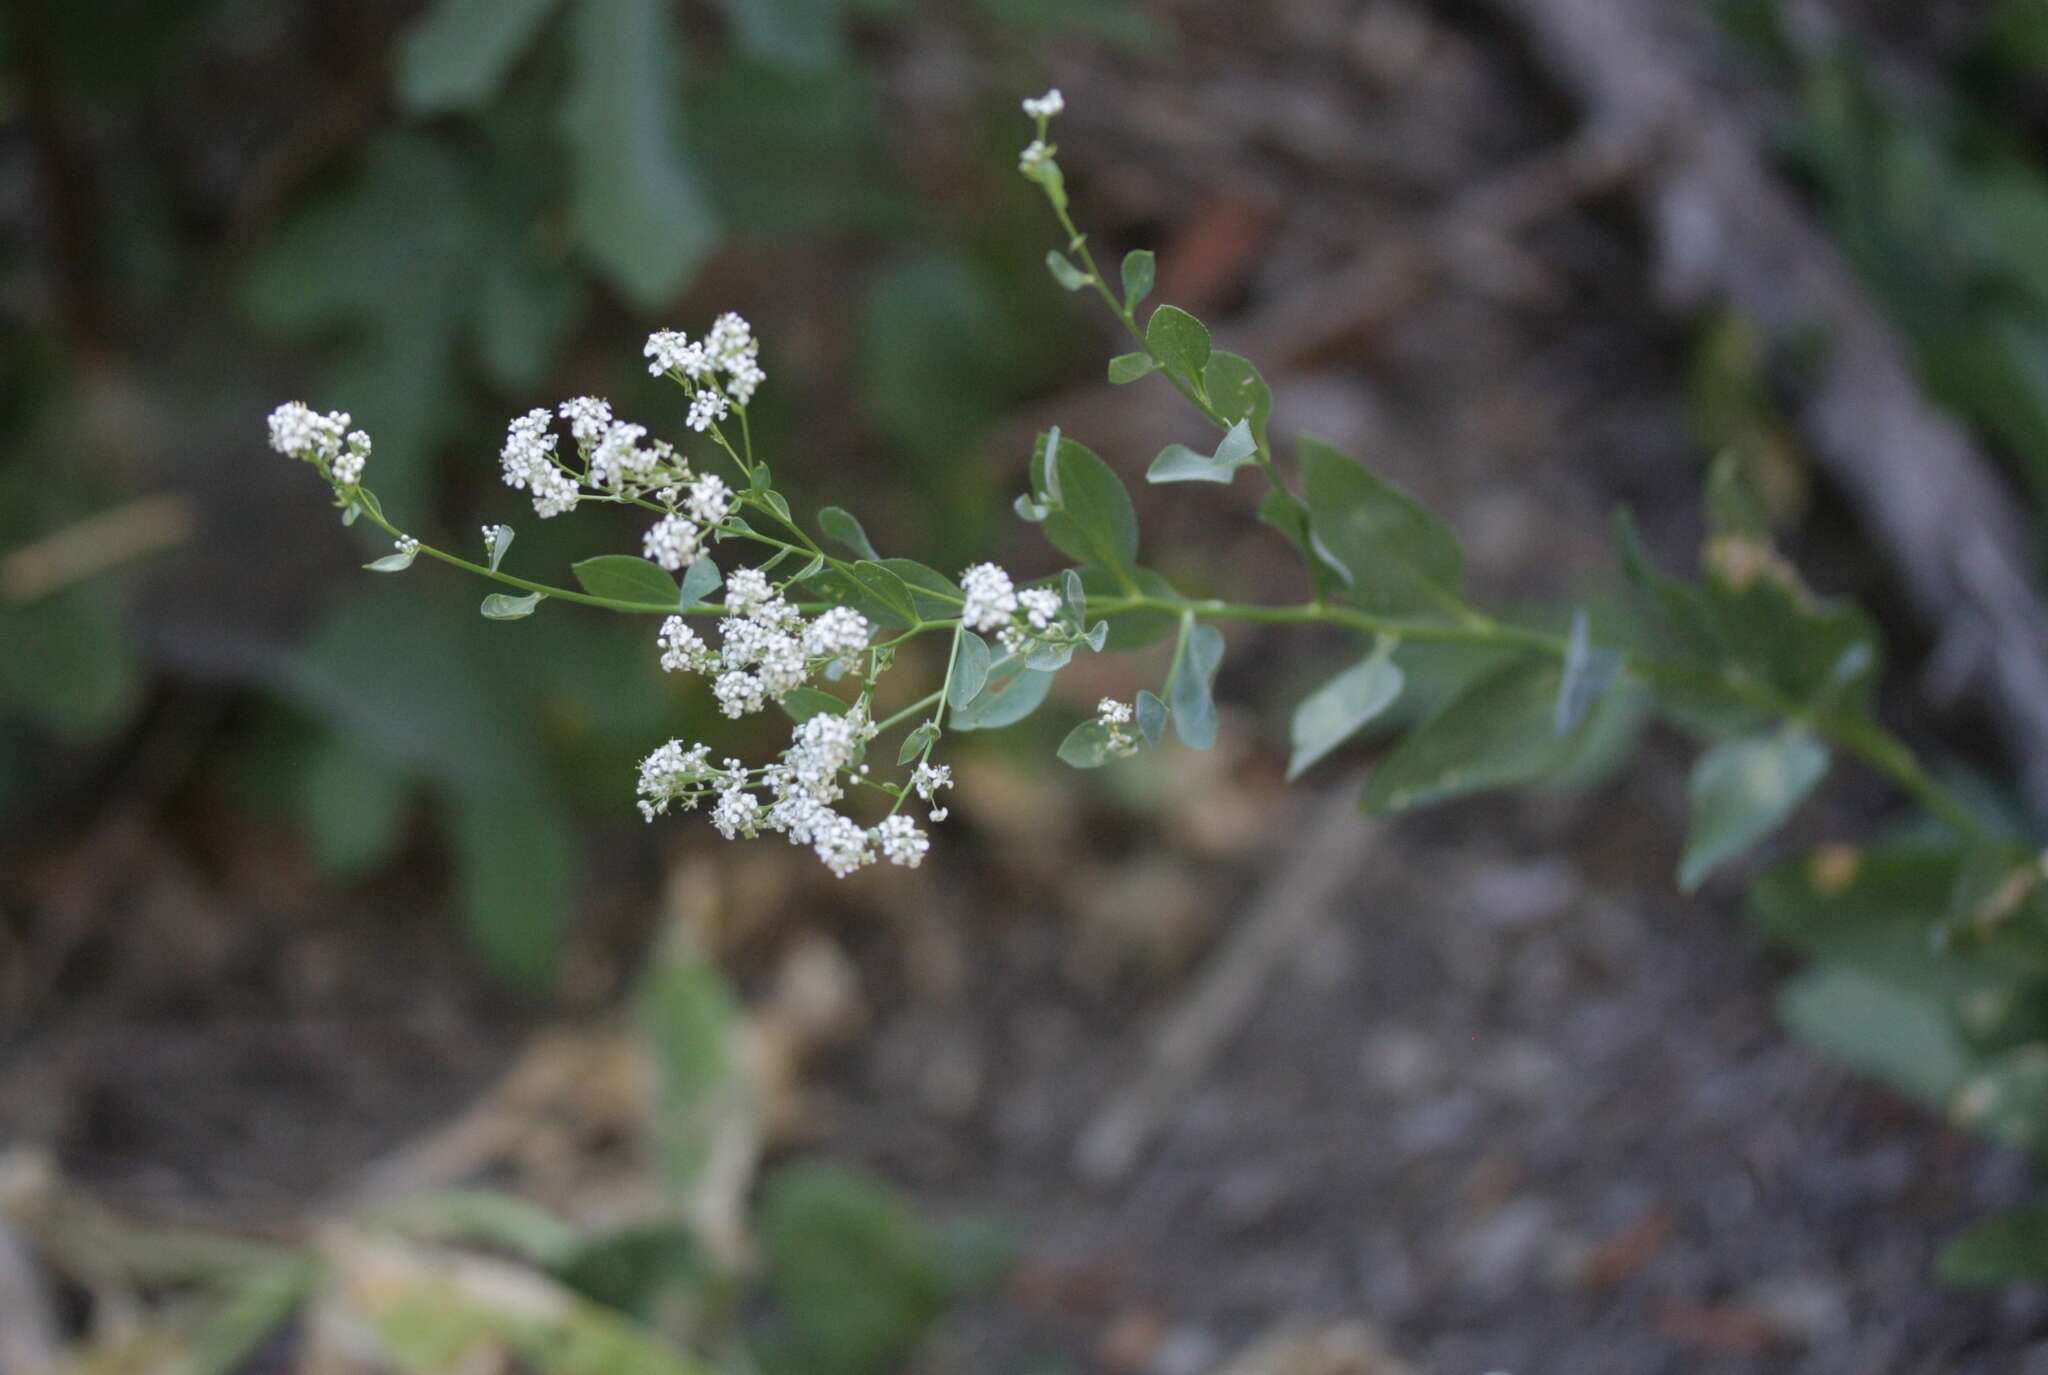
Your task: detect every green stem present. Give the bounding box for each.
[874,689,944,737]
[1095,590,1988,845]
[1049,198,1290,495]
[355,497,689,615]
[352,490,832,616]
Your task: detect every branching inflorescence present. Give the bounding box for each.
[268,91,2036,932]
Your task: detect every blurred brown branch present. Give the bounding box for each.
[1492,0,2048,813]
[2,493,196,606]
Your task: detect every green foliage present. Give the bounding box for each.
[560,0,717,306]
[948,656,1056,731]
[574,556,683,607]
[1778,965,1976,1104]
[1938,1209,2048,1285]
[680,558,725,610]
[397,0,561,114]
[948,630,992,709]
[638,945,743,1192]
[450,789,571,989]
[1287,642,1403,782]
[760,1166,947,1375]
[713,0,845,70]
[1781,45,2048,511]
[481,590,545,619]
[1119,250,1155,313]
[1144,304,1211,385]
[1298,437,1466,618]
[0,586,139,737]
[1147,419,1258,484]
[1029,431,1141,579]
[818,507,881,561]
[781,687,853,723]
[1202,352,1275,446]
[1046,249,1093,291]
[1680,731,1831,891]
[299,739,412,876]
[1164,620,1224,751]
[1056,719,1120,768]
[1362,657,1591,812]
[1107,351,1156,384]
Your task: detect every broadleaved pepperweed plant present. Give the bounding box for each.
[265,88,2048,1277]
[262,89,2006,880]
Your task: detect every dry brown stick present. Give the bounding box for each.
[1488,0,2048,813]
[0,1216,59,1375]
[1073,784,1377,1184]
[1,492,195,606]
[1237,124,1645,367]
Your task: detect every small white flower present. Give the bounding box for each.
[1017,586,1061,631]
[643,513,704,571]
[724,567,776,618]
[657,616,713,674]
[802,606,871,664]
[558,396,613,446]
[1018,139,1053,175]
[685,473,732,525]
[530,465,579,518]
[710,786,763,839]
[636,739,712,820]
[645,329,711,380]
[266,402,350,462]
[714,669,767,719]
[1021,88,1065,119]
[910,761,953,804]
[395,535,420,555]
[1097,697,1140,756]
[960,563,1019,633]
[812,811,875,878]
[873,814,929,868]
[332,429,372,484]
[686,387,731,433]
[724,357,765,407]
[591,420,657,487]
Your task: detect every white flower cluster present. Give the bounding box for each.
[634,702,934,878]
[1019,89,1065,178]
[644,312,765,428]
[961,563,1019,633]
[266,402,372,485]
[654,566,873,719]
[500,397,691,522]
[958,562,1086,659]
[1098,697,1140,757]
[1022,88,1065,120]
[491,312,766,549]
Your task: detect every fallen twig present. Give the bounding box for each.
[1488,0,2048,814]
[1,492,194,606]
[1073,784,1377,1184]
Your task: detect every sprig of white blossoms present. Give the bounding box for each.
[1097,697,1140,757]
[1019,88,1064,178]
[635,701,931,877]
[653,566,874,721]
[270,306,1106,883]
[961,563,1019,633]
[267,402,373,485]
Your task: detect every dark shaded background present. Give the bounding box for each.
[8,1,2048,1371]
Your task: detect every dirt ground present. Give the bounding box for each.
[4,2,2043,1372]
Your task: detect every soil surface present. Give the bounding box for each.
[4,3,2042,1373]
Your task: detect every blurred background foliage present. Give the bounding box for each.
[0,0,1138,987]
